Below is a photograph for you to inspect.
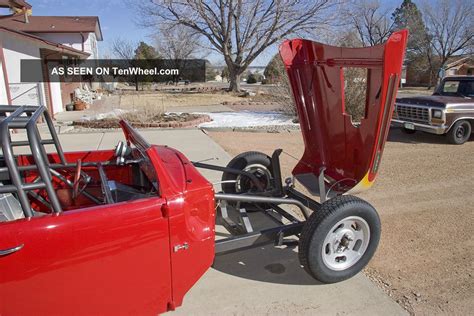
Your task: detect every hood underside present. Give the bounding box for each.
[279,30,408,198]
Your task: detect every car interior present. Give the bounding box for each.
[0,140,159,222]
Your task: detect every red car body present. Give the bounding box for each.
[0,124,215,315]
[280,30,407,196]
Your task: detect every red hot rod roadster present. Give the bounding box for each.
[0,30,407,315]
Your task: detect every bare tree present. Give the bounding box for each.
[422,0,474,81]
[344,0,394,46]
[336,30,364,47]
[154,24,205,83]
[110,38,140,90]
[155,24,202,60]
[110,37,136,59]
[137,0,338,92]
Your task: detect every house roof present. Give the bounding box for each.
[446,55,474,69]
[0,26,90,57]
[0,0,31,9]
[0,14,103,40]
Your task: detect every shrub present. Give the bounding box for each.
[264,54,286,84]
[269,76,296,116]
[343,68,367,124]
[247,73,257,84]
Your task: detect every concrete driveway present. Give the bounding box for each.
[12,128,406,315]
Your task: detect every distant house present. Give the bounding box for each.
[444,56,474,76]
[405,54,473,87]
[0,0,102,115]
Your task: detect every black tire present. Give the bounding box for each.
[299,195,381,284]
[221,151,274,194]
[447,120,471,145]
[402,127,416,134]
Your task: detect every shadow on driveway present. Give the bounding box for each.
[213,243,323,285]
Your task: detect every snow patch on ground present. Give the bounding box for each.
[80,109,129,121]
[197,111,297,128]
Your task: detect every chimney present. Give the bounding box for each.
[23,7,29,23]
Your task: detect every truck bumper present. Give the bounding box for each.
[391,119,448,135]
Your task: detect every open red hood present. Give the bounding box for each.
[279,30,408,198]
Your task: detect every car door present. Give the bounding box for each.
[0,197,171,316]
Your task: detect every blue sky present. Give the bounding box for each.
[30,0,406,66]
[32,0,149,57]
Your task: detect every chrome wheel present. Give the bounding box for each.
[235,163,272,193]
[299,195,380,283]
[321,216,370,271]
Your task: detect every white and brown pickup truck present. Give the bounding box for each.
[392,76,474,144]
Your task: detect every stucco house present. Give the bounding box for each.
[0,0,102,115]
[444,56,474,77]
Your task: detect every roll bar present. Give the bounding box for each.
[0,105,66,217]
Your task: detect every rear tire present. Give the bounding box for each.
[447,120,471,145]
[221,151,274,194]
[299,195,381,283]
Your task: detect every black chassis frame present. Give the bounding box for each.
[193,149,324,255]
[1,105,324,256]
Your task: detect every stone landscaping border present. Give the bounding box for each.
[116,86,223,94]
[73,114,212,129]
[222,101,280,106]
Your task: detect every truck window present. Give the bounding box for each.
[442,81,460,94]
[460,81,474,97]
[440,79,473,98]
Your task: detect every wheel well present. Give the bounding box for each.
[447,118,474,133]
[468,119,474,135]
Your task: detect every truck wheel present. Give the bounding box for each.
[447,120,471,145]
[402,127,416,134]
[299,195,380,283]
[221,151,274,194]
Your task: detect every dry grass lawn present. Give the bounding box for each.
[99,91,243,112]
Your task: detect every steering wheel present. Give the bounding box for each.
[72,159,82,199]
[72,159,93,200]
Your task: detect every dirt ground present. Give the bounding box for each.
[209,128,474,315]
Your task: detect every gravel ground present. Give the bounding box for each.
[209,128,474,315]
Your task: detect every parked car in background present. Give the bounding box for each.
[178,79,190,85]
[392,76,474,144]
